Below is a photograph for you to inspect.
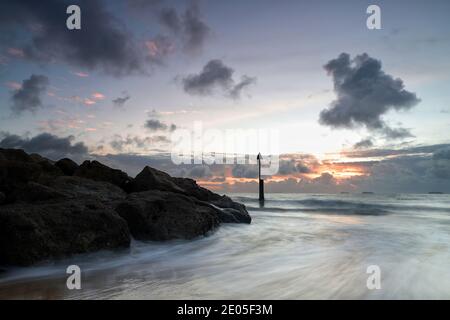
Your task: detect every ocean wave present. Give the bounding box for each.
[237,197,450,215]
[246,206,389,216]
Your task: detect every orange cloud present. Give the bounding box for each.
[84,98,96,106]
[92,92,105,100]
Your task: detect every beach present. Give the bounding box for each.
[1,193,449,300]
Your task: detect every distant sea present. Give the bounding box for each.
[1,193,449,299]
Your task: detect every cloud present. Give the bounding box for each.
[432,147,450,179]
[87,145,450,193]
[381,127,414,140]
[182,59,256,98]
[110,134,170,152]
[71,71,89,78]
[145,119,170,131]
[113,93,131,108]
[0,0,147,76]
[145,35,175,63]
[181,1,210,54]
[0,132,88,160]
[159,7,181,33]
[278,159,312,175]
[144,113,177,132]
[229,76,257,99]
[185,165,212,179]
[343,143,450,159]
[91,92,105,100]
[11,74,49,114]
[128,0,210,54]
[354,138,374,149]
[232,165,258,178]
[319,53,420,139]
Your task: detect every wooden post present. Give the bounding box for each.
[257,153,264,201]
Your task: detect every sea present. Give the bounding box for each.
[0,193,449,299]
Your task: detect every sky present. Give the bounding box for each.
[0,0,449,193]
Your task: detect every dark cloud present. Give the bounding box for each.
[128,0,210,54]
[0,0,146,76]
[432,147,450,179]
[110,134,170,152]
[182,59,256,98]
[11,74,49,114]
[343,143,450,159]
[278,159,312,175]
[159,7,182,33]
[145,119,169,131]
[181,1,210,54]
[231,165,258,178]
[186,165,212,179]
[229,76,257,99]
[381,127,414,140]
[433,147,450,160]
[112,94,131,108]
[354,138,374,149]
[86,147,450,193]
[0,132,88,160]
[320,53,420,139]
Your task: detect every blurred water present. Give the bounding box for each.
[0,193,449,299]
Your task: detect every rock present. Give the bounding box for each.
[210,195,251,223]
[172,177,221,202]
[55,158,79,176]
[0,200,131,266]
[49,176,126,204]
[209,204,252,224]
[115,190,220,241]
[127,166,185,194]
[128,166,251,223]
[74,160,132,190]
[12,182,67,203]
[0,148,32,163]
[0,148,63,201]
[0,148,252,266]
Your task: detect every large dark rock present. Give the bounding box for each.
[0,148,251,266]
[172,177,222,201]
[49,176,126,204]
[74,160,131,190]
[115,190,220,241]
[127,166,185,194]
[55,158,79,176]
[0,148,63,202]
[0,199,130,266]
[128,166,251,223]
[11,182,67,203]
[11,176,126,205]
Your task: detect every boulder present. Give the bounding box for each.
[127,166,185,194]
[11,181,67,203]
[128,166,251,223]
[48,176,126,204]
[55,158,79,176]
[115,190,220,241]
[0,148,63,201]
[172,177,222,201]
[74,160,132,190]
[0,199,131,266]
